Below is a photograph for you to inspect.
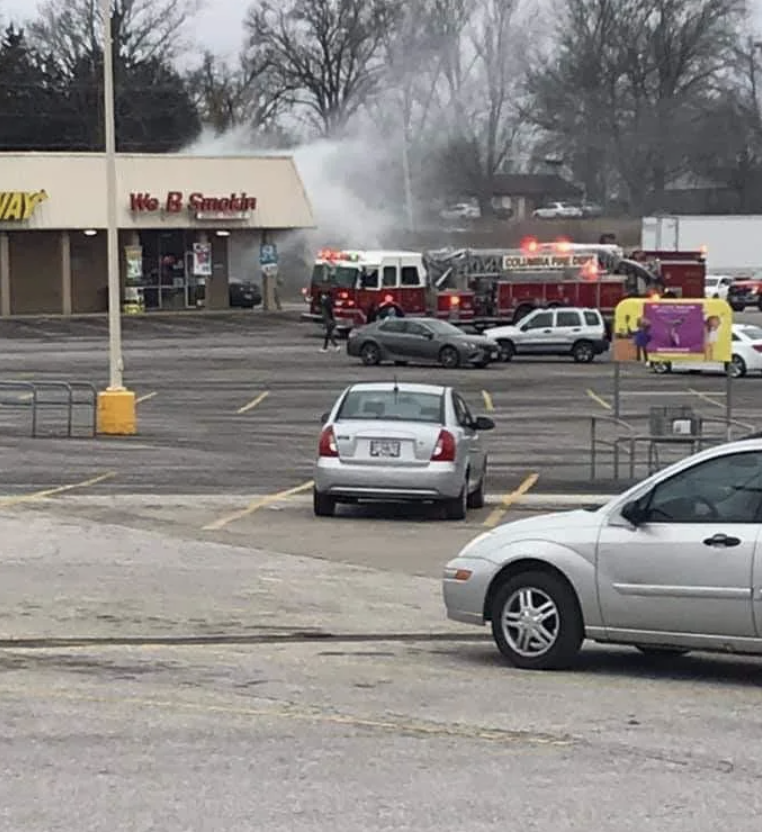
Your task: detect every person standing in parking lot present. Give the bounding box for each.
[320,291,340,352]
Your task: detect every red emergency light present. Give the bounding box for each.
[555,238,572,253]
[520,236,539,253]
[581,259,599,280]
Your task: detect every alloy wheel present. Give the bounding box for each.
[501,586,560,658]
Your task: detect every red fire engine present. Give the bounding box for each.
[300,240,706,333]
[301,248,474,331]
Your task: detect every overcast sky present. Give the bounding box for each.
[1,0,246,59]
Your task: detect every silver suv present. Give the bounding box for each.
[486,307,609,363]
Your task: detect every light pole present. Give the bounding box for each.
[97,0,136,434]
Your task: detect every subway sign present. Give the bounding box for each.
[130,191,257,213]
[0,189,48,221]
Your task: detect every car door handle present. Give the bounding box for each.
[703,533,741,548]
[572,328,581,332]
[542,329,552,333]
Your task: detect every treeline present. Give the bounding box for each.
[1,0,761,215]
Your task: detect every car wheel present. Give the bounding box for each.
[730,354,747,378]
[497,339,515,361]
[360,341,381,365]
[651,361,672,374]
[466,462,486,509]
[313,488,336,517]
[490,571,583,670]
[439,345,460,369]
[443,483,467,520]
[635,646,690,657]
[572,340,595,363]
[731,301,746,312]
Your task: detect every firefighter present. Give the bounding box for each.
[319,291,341,352]
[376,297,404,320]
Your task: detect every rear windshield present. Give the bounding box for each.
[337,389,443,422]
[583,311,601,326]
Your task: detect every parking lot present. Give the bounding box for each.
[2,309,762,830]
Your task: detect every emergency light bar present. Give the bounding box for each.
[317,248,361,262]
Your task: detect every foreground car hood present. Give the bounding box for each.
[458,508,605,562]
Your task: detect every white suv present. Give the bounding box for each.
[532,202,582,219]
[486,307,609,363]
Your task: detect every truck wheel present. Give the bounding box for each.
[490,570,584,670]
[572,340,595,363]
[439,345,460,368]
[731,301,746,312]
[497,339,515,361]
[360,341,381,365]
[651,361,672,374]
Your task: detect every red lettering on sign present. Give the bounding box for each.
[130,192,159,211]
[165,191,183,212]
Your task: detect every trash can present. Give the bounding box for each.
[122,286,145,315]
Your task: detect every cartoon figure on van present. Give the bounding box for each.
[704,315,721,361]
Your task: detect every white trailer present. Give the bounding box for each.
[641,215,762,275]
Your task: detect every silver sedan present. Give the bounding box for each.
[443,438,762,670]
[313,381,495,519]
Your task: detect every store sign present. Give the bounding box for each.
[0,189,48,221]
[130,191,257,214]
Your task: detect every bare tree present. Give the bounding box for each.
[187,51,287,136]
[524,0,746,212]
[243,0,399,136]
[434,0,528,213]
[28,0,203,71]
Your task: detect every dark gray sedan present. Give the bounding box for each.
[346,317,500,368]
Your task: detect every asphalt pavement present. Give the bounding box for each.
[0,308,758,498]
[2,309,762,830]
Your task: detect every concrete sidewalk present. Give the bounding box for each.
[0,510,470,643]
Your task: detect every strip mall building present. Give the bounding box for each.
[0,152,316,316]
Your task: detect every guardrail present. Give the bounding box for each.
[0,380,98,438]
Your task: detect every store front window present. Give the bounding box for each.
[138,230,206,309]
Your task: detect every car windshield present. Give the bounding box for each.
[310,264,359,289]
[739,325,762,340]
[419,319,465,336]
[337,389,443,422]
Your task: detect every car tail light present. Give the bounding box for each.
[753,345,762,353]
[318,426,338,457]
[431,429,456,462]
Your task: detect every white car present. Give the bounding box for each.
[442,438,762,670]
[532,202,582,219]
[440,203,481,221]
[651,323,762,379]
[704,275,734,300]
[486,307,609,363]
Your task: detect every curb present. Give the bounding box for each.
[14,492,616,508]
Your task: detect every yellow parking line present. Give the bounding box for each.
[483,473,539,528]
[237,391,269,414]
[688,388,725,409]
[202,480,314,531]
[136,392,157,404]
[0,472,117,507]
[586,389,611,410]
[481,390,494,412]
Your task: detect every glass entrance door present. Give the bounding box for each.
[158,230,189,309]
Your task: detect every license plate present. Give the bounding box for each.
[370,440,400,458]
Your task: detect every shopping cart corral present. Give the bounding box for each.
[0,380,98,438]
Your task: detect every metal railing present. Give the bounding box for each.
[0,380,98,438]
[590,413,757,481]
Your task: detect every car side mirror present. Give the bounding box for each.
[621,499,647,526]
[320,411,329,424]
[473,416,495,431]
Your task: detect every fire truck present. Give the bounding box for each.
[301,241,706,333]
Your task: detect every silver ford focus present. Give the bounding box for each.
[313,381,495,519]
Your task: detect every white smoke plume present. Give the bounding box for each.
[182,126,399,250]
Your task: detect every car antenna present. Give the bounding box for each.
[393,375,399,398]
